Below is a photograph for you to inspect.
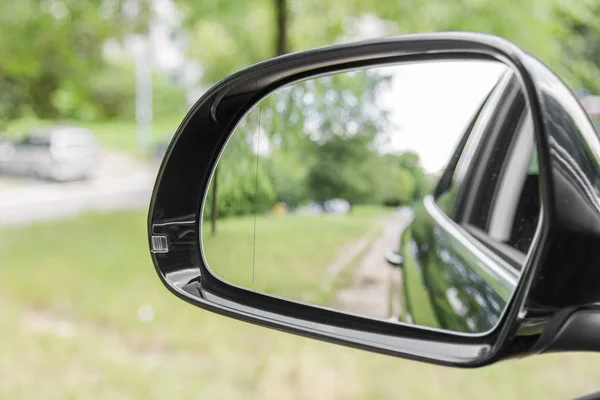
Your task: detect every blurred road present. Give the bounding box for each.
[0,151,157,226]
[335,207,414,319]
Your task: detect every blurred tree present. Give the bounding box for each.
[2,0,595,128]
[368,156,417,207]
[204,160,276,219]
[275,0,288,55]
[209,67,398,215]
[559,0,600,93]
[204,117,276,220]
[0,0,150,126]
[178,0,599,224]
[176,0,356,83]
[267,69,392,144]
[178,0,598,90]
[176,0,275,84]
[396,168,418,204]
[265,151,310,208]
[376,154,419,206]
[346,0,598,89]
[307,134,375,203]
[51,60,186,121]
[182,0,290,232]
[263,69,394,204]
[395,152,436,202]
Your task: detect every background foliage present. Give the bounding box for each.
[3,2,600,399]
[3,0,600,128]
[208,68,435,220]
[2,0,599,222]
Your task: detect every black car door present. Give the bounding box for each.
[400,70,541,333]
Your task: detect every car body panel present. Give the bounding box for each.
[401,198,518,333]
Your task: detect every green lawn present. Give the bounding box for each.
[1,211,600,399]
[4,117,183,153]
[203,206,388,303]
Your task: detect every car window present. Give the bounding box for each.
[463,151,540,268]
[462,82,528,231]
[433,71,541,264]
[434,70,513,215]
[506,149,540,253]
[474,110,540,256]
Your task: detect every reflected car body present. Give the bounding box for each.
[400,201,512,333]
[398,70,535,333]
[0,125,100,181]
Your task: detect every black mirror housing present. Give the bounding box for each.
[148,32,600,367]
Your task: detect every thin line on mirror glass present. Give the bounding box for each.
[252,106,262,285]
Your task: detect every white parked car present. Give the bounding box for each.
[0,125,101,181]
[323,198,351,214]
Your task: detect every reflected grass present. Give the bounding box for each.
[202,205,389,301]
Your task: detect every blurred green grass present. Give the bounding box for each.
[1,211,600,399]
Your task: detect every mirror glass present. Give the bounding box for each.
[202,60,539,334]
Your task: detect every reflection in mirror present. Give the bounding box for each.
[202,60,539,334]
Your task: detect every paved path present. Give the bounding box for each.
[0,151,157,226]
[334,207,414,319]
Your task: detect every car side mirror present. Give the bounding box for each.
[385,250,403,268]
[148,32,600,367]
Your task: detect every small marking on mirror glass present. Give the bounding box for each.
[151,235,169,253]
[252,106,262,285]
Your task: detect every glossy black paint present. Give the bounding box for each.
[148,32,600,366]
[525,58,600,307]
[398,71,526,335]
[401,201,513,334]
[521,58,600,352]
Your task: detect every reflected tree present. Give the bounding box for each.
[207,65,434,223]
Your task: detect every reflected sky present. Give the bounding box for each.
[378,61,507,173]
